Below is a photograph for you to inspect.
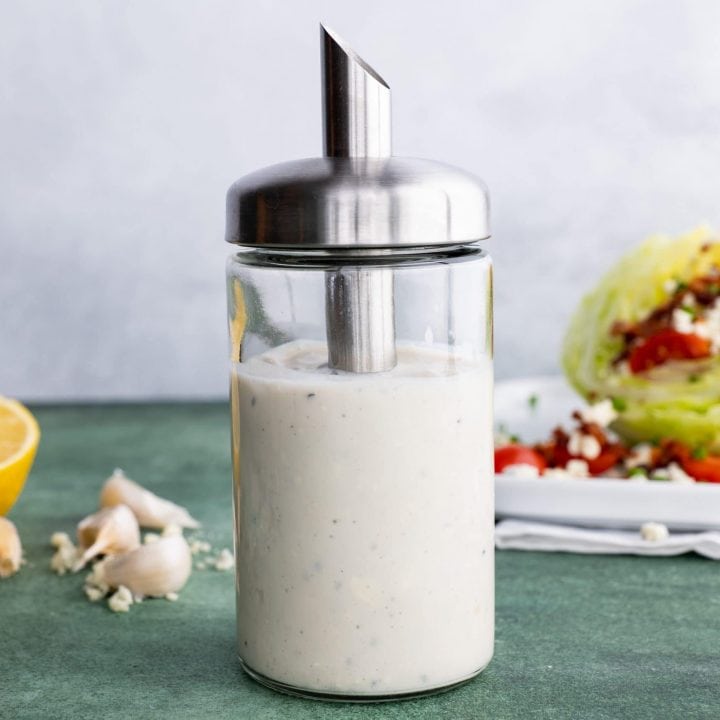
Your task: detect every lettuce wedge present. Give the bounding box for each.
[562,226,720,448]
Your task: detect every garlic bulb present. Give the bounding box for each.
[100,469,199,530]
[97,534,192,598]
[0,517,22,578]
[75,504,140,570]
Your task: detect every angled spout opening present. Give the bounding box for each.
[320,23,392,159]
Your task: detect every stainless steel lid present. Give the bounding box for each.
[225,25,490,249]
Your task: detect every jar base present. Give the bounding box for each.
[238,657,488,703]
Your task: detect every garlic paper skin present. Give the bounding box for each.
[75,504,141,570]
[98,534,192,598]
[100,469,199,530]
[0,517,22,578]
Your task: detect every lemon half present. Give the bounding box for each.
[0,398,40,515]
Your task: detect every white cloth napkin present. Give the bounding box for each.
[495,519,720,559]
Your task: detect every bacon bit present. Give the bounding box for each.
[533,427,569,467]
[687,273,720,304]
[611,320,635,337]
[651,439,691,469]
[571,413,607,442]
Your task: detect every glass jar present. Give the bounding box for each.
[225,23,495,702]
[227,246,494,700]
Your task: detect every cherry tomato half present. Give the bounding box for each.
[495,445,547,473]
[629,329,711,374]
[586,447,625,475]
[681,456,720,483]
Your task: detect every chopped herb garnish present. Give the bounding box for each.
[688,373,701,384]
[676,280,689,291]
[528,394,539,410]
[692,446,708,460]
[629,468,647,477]
[495,423,521,445]
[611,397,627,412]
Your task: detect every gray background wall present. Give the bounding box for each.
[3,0,720,400]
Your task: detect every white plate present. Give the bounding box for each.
[494,376,720,530]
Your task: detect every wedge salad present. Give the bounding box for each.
[496,226,720,484]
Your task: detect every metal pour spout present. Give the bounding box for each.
[322,25,391,158]
[321,25,397,373]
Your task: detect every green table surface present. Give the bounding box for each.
[2,403,719,720]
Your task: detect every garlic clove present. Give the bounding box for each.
[0,517,22,578]
[75,504,141,570]
[100,469,200,530]
[98,534,192,598]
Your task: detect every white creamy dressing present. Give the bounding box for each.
[231,339,494,696]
